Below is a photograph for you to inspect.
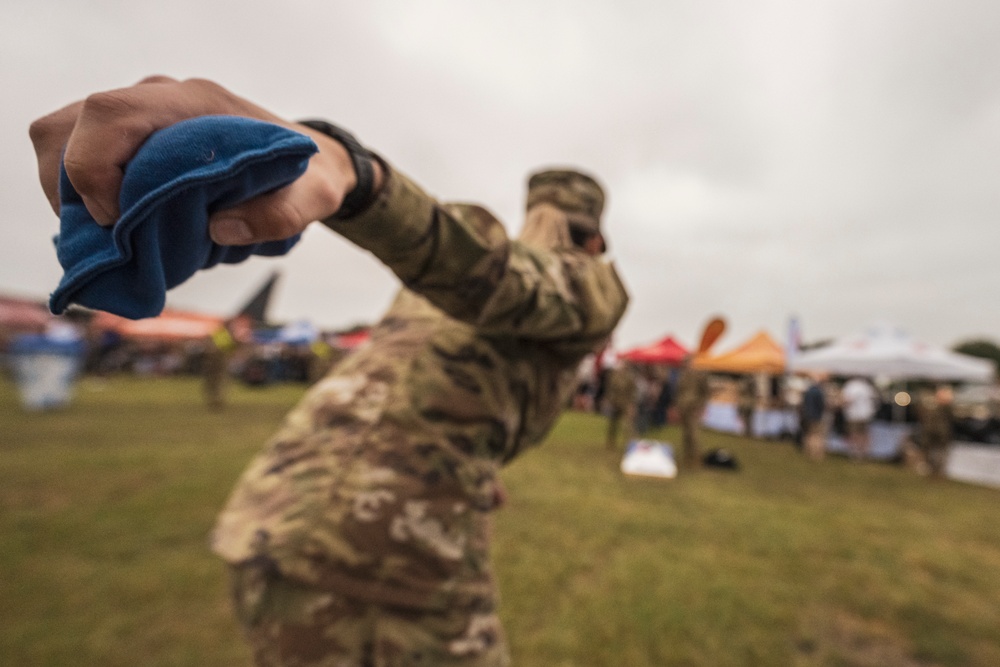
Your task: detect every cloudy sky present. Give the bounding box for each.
[1,0,998,352]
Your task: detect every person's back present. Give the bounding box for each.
[213,285,609,605]
[801,382,825,425]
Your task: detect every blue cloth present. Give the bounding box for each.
[49,116,318,319]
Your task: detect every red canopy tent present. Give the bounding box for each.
[0,296,53,333]
[620,335,689,365]
[333,329,371,350]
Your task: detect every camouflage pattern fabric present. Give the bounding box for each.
[917,397,952,444]
[603,365,637,450]
[604,364,638,413]
[212,162,629,663]
[230,558,508,666]
[675,368,711,468]
[916,392,953,477]
[525,169,604,234]
[675,368,710,414]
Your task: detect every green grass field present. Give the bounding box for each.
[2,375,999,666]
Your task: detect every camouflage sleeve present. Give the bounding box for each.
[322,162,629,345]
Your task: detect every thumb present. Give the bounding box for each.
[209,188,307,246]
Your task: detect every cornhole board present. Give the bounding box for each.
[621,439,677,479]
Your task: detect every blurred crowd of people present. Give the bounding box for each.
[4,316,984,479]
[573,349,713,470]
[572,347,975,479]
[75,330,337,386]
[792,372,957,478]
[1,314,355,414]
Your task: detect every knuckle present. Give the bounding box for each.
[182,78,246,115]
[183,77,214,88]
[30,101,84,153]
[137,74,176,85]
[82,89,142,119]
[28,115,56,145]
[183,77,223,98]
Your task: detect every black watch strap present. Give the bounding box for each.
[298,119,376,220]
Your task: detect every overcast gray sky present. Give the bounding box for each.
[1,0,998,352]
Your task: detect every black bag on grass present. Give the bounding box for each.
[703,448,740,471]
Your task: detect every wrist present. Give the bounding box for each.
[297,119,378,219]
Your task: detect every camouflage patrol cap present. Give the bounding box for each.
[526,168,605,235]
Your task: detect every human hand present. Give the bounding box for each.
[29,76,366,245]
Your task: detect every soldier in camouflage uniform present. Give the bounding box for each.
[29,77,630,667]
[915,385,954,479]
[603,361,638,450]
[215,167,628,666]
[674,359,712,469]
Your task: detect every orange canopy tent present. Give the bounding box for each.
[692,330,785,374]
[92,309,225,341]
[620,335,689,365]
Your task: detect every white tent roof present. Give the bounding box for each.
[789,324,994,382]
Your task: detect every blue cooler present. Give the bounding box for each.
[8,333,85,411]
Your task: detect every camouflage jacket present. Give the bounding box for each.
[604,365,638,412]
[211,164,629,610]
[675,369,711,414]
[917,397,953,444]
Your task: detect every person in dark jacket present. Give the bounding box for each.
[799,373,828,461]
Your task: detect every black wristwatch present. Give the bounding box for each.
[297,119,377,220]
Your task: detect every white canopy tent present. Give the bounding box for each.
[789,324,994,383]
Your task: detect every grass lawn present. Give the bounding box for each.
[2,375,999,666]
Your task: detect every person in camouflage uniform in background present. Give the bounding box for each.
[674,358,712,470]
[602,360,639,450]
[915,385,954,479]
[30,78,630,667]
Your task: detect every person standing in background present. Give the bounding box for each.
[799,373,828,461]
[603,360,638,450]
[737,375,756,438]
[840,376,878,460]
[916,385,954,478]
[675,358,712,469]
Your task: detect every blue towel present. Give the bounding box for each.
[49,116,318,319]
